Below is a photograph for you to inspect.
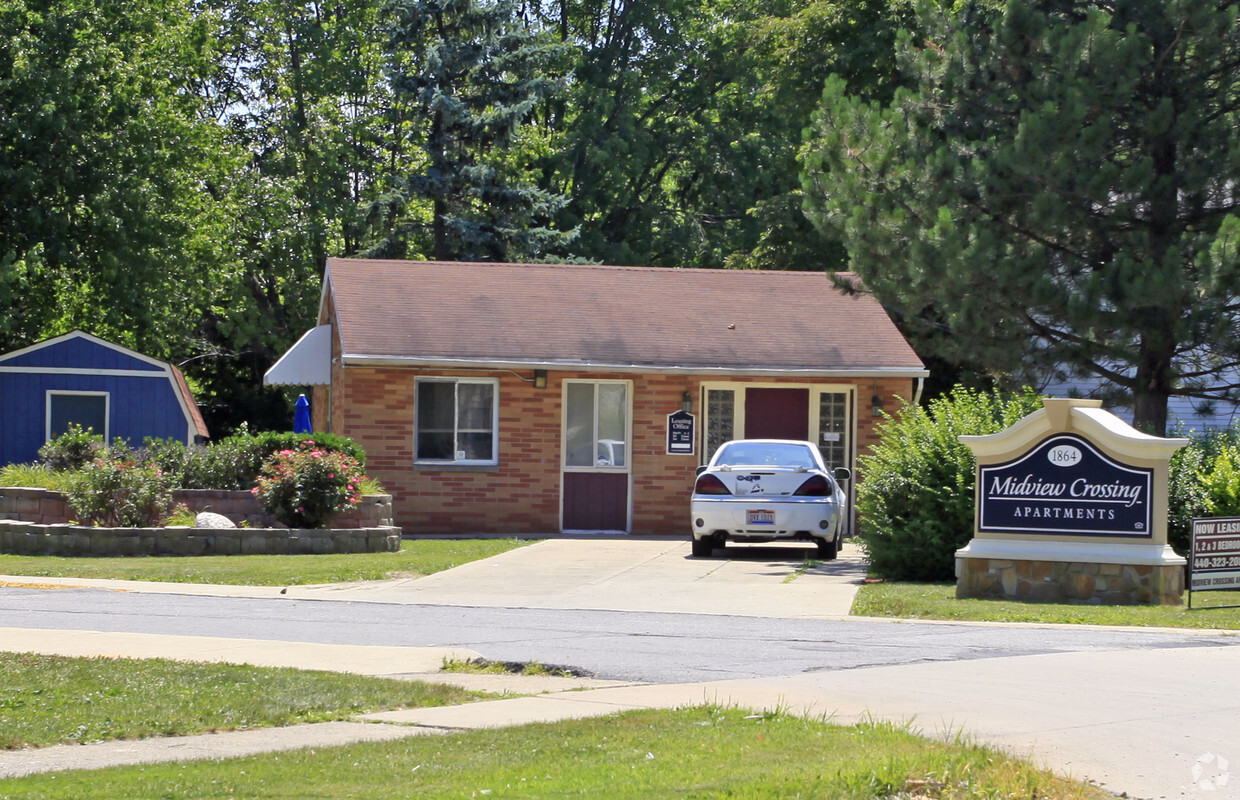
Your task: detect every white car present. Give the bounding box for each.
[690,439,850,559]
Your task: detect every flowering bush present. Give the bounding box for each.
[251,441,366,528]
[67,456,176,527]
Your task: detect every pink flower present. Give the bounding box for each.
[250,486,259,495]
[328,473,334,479]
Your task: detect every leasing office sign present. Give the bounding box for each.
[978,434,1152,537]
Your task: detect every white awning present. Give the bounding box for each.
[264,325,332,385]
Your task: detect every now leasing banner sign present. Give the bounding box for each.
[979,434,1152,537]
[1191,518,1240,591]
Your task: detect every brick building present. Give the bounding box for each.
[266,259,926,536]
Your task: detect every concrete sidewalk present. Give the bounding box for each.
[3,626,1237,799]
[2,539,1236,798]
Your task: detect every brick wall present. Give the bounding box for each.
[332,365,920,536]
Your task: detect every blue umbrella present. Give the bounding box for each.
[293,393,312,433]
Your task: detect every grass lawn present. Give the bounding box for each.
[0,653,479,749]
[0,707,1109,799]
[0,538,533,586]
[853,580,1240,629]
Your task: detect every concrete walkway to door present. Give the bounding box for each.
[284,537,868,619]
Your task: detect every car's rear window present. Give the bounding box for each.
[714,443,815,469]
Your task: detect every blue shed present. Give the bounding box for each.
[0,331,209,466]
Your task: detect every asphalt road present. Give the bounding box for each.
[2,586,1235,683]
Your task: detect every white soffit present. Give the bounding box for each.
[264,325,331,386]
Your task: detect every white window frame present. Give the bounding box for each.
[697,381,857,461]
[413,377,500,465]
[45,390,110,443]
[561,379,632,473]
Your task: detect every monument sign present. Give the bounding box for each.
[957,398,1187,605]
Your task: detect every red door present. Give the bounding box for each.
[744,388,809,440]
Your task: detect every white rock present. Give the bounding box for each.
[194,511,237,529]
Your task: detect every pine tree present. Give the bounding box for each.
[802,0,1240,434]
[374,0,573,262]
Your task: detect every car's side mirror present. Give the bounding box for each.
[695,465,708,476]
[834,467,852,482]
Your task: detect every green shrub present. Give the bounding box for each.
[176,427,368,491]
[246,431,366,468]
[251,441,366,528]
[129,428,369,492]
[1168,426,1240,554]
[67,456,176,527]
[37,425,105,471]
[180,436,271,490]
[857,387,1043,581]
[1201,446,1240,514]
[136,437,190,487]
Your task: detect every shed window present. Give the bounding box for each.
[47,392,108,442]
[415,379,497,464]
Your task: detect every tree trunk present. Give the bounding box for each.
[1130,334,1173,436]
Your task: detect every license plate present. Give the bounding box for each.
[747,510,776,525]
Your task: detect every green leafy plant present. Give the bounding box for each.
[857,387,1043,581]
[0,463,73,491]
[1167,426,1240,554]
[67,457,176,528]
[1199,445,1240,515]
[37,424,106,472]
[172,427,368,491]
[161,503,196,527]
[252,441,366,528]
[128,428,370,493]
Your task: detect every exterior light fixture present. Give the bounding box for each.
[871,379,884,418]
[534,369,547,389]
[682,390,693,414]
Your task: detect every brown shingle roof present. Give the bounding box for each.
[170,364,210,440]
[326,259,925,375]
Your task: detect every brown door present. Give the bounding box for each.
[744,388,809,440]
[562,473,628,530]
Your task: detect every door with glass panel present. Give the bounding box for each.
[562,381,630,531]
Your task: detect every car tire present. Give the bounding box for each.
[691,536,716,558]
[816,535,839,561]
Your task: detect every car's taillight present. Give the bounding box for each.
[793,475,833,496]
[694,474,732,495]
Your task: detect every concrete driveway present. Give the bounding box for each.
[289,536,868,619]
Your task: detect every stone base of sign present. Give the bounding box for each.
[956,539,1185,605]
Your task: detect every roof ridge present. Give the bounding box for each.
[327,257,850,278]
